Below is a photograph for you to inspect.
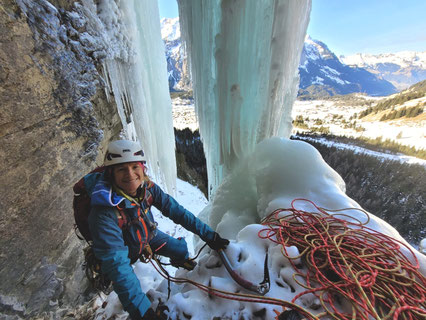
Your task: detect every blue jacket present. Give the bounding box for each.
[86,172,215,318]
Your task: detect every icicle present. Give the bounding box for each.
[98,0,176,193]
[178,0,311,198]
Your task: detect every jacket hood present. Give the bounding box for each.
[88,173,126,207]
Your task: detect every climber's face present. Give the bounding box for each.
[113,162,145,196]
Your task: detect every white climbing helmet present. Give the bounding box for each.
[104,140,146,167]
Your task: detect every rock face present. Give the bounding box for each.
[161,18,192,92]
[174,128,207,197]
[0,0,121,316]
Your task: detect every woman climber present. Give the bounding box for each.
[88,139,229,319]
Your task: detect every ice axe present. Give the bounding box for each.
[217,248,270,295]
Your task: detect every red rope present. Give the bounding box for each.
[150,254,319,319]
[259,198,426,320]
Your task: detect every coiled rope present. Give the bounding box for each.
[259,198,426,320]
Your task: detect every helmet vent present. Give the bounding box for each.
[106,153,122,160]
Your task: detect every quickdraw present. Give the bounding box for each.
[217,248,270,295]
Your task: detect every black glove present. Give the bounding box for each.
[277,310,302,320]
[207,232,230,251]
[131,304,169,320]
[170,258,197,270]
[140,308,161,320]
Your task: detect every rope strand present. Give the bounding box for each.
[150,255,319,319]
[259,198,426,320]
[145,198,425,319]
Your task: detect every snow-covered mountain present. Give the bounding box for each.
[299,37,397,96]
[341,51,426,91]
[160,17,191,91]
[161,18,400,97]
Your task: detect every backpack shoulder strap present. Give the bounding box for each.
[144,182,154,207]
[114,205,128,229]
[145,180,155,189]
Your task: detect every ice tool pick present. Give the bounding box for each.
[217,248,270,295]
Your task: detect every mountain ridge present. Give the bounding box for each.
[341,51,426,91]
[161,18,425,97]
[299,36,397,97]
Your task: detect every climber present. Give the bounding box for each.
[87,140,229,320]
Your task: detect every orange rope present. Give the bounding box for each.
[259,198,426,320]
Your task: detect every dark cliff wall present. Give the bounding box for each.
[174,128,207,197]
[0,0,121,316]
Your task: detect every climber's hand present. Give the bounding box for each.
[140,305,168,320]
[207,232,230,251]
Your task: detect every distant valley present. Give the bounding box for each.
[172,80,425,156]
[292,80,425,153]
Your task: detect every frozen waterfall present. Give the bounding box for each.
[90,0,311,198]
[88,1,426,319]
[97,0,177,193]
[178,0,312,197]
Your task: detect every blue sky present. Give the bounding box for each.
[158,0,426,56]
[158,0,178,18]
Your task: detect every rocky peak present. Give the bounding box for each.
[299,36,397,97]
[304,35,337,61]
[161,17,191,91]
[161,17,180,41]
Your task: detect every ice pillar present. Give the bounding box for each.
[100,0,176,193]
[178,0,311,197]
